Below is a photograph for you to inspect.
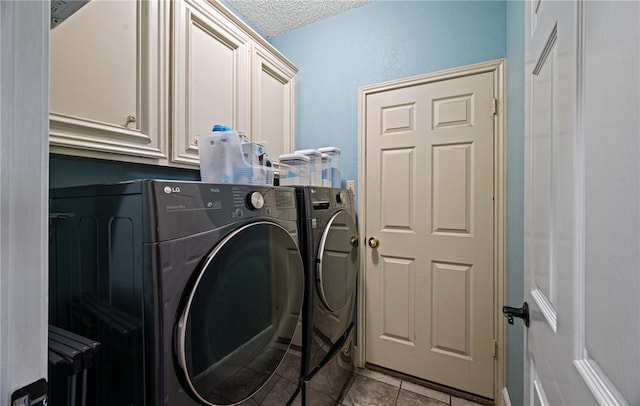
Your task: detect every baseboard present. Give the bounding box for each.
[501,387,512,406]
[364,363,493,406]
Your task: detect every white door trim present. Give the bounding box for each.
[0,0,50,400]
[356,58,506,401]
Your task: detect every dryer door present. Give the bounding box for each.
[176,221,304,406]
[317,210,359,312]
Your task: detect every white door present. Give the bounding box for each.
[523,1,639,405]
[362,67,497,399]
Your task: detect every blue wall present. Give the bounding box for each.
[270,0,506,191]
[506,1,524,405]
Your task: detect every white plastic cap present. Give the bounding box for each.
[279,153,311,162]
[294,149,322,157]
[317,147,341,154]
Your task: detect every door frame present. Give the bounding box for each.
[0,0,50,400]
[355,58,506,402]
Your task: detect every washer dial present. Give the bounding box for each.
[246,191,264,210]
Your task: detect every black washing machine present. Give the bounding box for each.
[49,180,305,405]
[294,187,359,405]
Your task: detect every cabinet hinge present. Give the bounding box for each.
[491,98,498,115]
[492,339,497,358]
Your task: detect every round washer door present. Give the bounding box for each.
[317,210,359,312]
[176,221,304,406]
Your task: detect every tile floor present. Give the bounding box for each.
[339,368,488,406]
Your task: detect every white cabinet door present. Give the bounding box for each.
[50,0,169,161]
[171,0,251,165]
[250,45,297,164]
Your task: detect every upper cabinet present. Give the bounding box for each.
[171,0,251,165]
[50,0,170,162]
[171,0,297,166]
[50,0,297,168]
[251,44,297,165]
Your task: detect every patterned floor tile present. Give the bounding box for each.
[341,375,399,406]
[396,389,450,406]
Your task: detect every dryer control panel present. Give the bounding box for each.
[150,181,297,241]
[309,187,353,212]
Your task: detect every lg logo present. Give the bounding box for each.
[163,186,181,194]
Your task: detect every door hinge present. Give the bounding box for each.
[491,98,498,115]
[492,339,497,358]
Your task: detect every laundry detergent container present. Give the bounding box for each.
[279,153,311,186]
[320,153,332,187]
[294,149,322,186]
[198,129,273,185]
[317,147,341,188]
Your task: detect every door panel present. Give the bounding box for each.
[432,144,472,234]
[530,20,558,331]
[381,257,415,344]
[50,0,137,125]
[524,1,639,405]
[365,71,495,398]
[581,3,640,401]
[381,149,414,230]
[432,262,472,358]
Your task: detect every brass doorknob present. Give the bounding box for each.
[350,235,359,247]
[368,236,379,249]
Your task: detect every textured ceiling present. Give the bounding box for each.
[225,0,374,37]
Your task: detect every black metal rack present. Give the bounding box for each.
[47,325,101,406]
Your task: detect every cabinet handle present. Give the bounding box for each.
[125,115,136,125]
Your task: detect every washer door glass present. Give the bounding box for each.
[177,221,304,406]
[317,210,359,312]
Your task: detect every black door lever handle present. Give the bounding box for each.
[503,302,529,327]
